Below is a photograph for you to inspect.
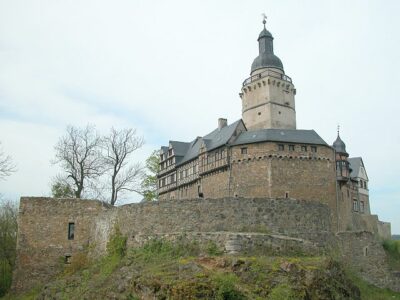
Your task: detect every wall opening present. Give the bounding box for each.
[285,192,289,199]
[68,222,75,240]
[65,255,72,264]
[363,246,368,257]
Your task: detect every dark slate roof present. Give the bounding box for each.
[258,28,273,40]
[178,137,202,166]
[169,141,190,157]
[232,128,328,146]
[176,120,243,166]
[332,134,347,154]
[348,157,362,178]
[202,119,243,150]
[251,26,284,73]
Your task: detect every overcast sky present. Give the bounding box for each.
[0,0,399,233]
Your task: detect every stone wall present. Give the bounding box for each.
[12,197,111,292]
[12,196,394,294]
[13,196,334,292]
[337,231,400,292]
[109,198,334,251]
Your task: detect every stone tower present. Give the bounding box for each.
[240,19,297,130]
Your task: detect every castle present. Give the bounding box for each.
[11,20,397,294]
[156,19,389,235]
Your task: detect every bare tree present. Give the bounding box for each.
[103,128,144,205]
[0,142,16,180]
[52,125,103,198]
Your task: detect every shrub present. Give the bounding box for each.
[382,239,400,260]
[107,226,127,258]
[206,241,223,256]
[213,273,244,300]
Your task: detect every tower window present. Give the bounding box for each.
[288,145,295,151]
[285,192,289,198]
[311,146,317,152]
[301,146,307,152]
[353,199,358,211]
[241,147,247,154]
[360,201,365,213]
[68,222,75,240]
[278,144,284,151]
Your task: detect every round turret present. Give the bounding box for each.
[333,134,348,156]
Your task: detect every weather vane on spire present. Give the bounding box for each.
[261,13,267,27]
[337,124,340,136]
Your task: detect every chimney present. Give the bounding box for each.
[218,118,228,130]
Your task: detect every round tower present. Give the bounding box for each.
[333,130,350,181]
[239,18,297,131]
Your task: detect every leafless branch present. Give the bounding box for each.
[102,128,144,205]
[0,142,16,180]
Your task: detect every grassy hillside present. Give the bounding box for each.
[5,235,400,300]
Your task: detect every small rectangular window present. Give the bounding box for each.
[278,144,284,151]
[241,147,247,154]
[68,222,75,240]
[288,145,295,151]
[360,201,365,213]
[65,255,72,264]
[301,145,307,152]
[311,146,317,152]
[285,192,289,198]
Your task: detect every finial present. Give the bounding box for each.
[337,124,340,136]
[261,13,267,28]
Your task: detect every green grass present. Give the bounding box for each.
[383,239,400,270]
[5,238,400,299]
[347,271,400,300]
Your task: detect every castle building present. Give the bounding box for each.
[157,20,381,233]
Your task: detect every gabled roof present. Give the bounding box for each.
[169,141,190,157]
[170,119,243,165]
[232,129,328,146]
[202,119,243,151]
[349,157,368,180]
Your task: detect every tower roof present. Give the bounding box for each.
[333,133,348,155]
[251,19,284,73]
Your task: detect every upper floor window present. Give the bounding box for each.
[160,154,164,161]
[68,222,75,240]
[360,201,365,213]
[301,145,307,152]
[288,145,295,151]
[168,149,173,156]
[311,146,317,152]
[353,199,358,211]
[241,147,247,154]
[278,144,284,151]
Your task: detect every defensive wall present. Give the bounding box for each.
[12,197,399,293]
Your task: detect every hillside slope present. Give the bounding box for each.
[5,239,400,300]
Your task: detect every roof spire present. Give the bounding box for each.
[337,124,340,136]
[261,13,267,28]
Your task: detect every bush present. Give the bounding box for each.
[383,240,400,260]
[213,273,244,300]
[107,226,127,258]
[131,238,200,262]
[206,241,223,256]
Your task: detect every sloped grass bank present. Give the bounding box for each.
[5,237,400,300]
